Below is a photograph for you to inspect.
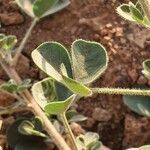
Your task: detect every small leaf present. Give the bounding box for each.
[18,120,47,138]
[66,110,87,123]
[72,39,108,84]
[116,4,135,22]
[44,94,75,114]
[32,78,72,109]
[123,95,150,117]
[69,114,87,123]
[84,132,100,147]
[129,4,144,23]
[33,0,58,18]
[62,75,92,96]
[0,79,18,93]
[142,59,150,79]
[3,35,17,50]
[32,42,73,82]
[76,132,101,150]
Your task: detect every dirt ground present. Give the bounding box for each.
[0,0,150,150]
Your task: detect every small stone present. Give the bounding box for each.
[85,117,96,128]
[0,12,24,25]
[104,36,111,41]
[92,107,112,122]
[106,23,112,28]
[123,114,150,149]
[128,69,139,83]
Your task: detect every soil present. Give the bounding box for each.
[0,0,150,150]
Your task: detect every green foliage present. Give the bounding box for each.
[32,78,73,113]
[0,34,17,58]
[0,79,31,93]
[66,110,87,123]
[62,75,92,96]
[72,39,108,84]
[116,2,150,28]
[32,39,108,114]
[76,132,102,150]
[142,59,150,79]
[31,42,73,81]
[16,0,70,19]
[7,117,48,150]
[44,95,75,114]
[123,95,150,118]
[127,145,150,150]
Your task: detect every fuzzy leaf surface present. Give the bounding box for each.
[72,39,108,84]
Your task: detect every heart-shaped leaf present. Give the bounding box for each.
[33,0,58,18]
[123,95,150,118]
[32,78,72,109]
[71,39,108,84]
[0,79,31,93]
[142,59,150,79]
[32,42,73,82]
[44,94,75,114]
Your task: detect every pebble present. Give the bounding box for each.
[0,12,24,25]
[128,69,139,83]
[92,107,112,122]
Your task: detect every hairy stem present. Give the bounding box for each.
[61,112,78,150]
[139,0,150,21]
[92,87,150,96]
[12,19,37,67]
[0,61,70,150]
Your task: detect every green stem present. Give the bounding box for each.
[61,112,78,150]
[92,87,150,96]
[12,18,38,66]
